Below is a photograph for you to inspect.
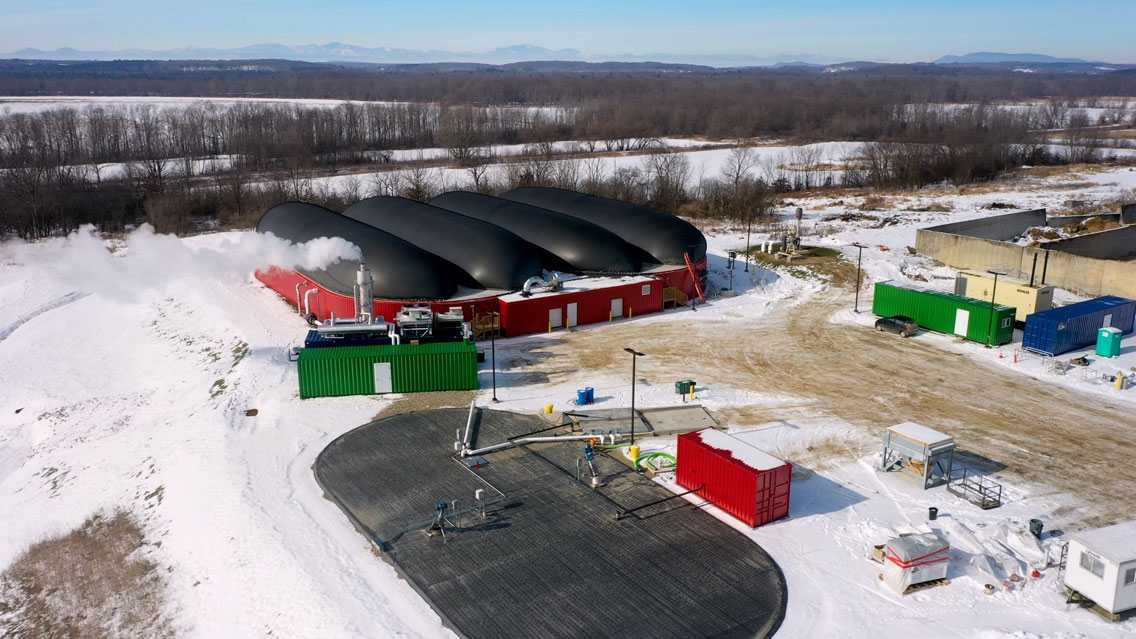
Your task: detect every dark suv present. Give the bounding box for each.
[875,315,918,337]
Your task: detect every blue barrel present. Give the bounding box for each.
[585,387,595,404]
[576,389,588,405]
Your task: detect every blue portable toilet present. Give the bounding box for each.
[1096,327,1122,358]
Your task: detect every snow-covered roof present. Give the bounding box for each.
[886,422,953,447]
[694,428,787,471]
[497,275,656,303]
[1072,520,1136,564]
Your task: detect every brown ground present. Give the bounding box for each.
[499,291,1135,528]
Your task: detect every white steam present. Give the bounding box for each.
[9,225,362,302]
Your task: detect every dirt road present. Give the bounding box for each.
[506,292,1135,528]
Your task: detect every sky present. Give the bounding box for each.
[2,0,1134,63]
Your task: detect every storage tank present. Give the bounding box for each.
[954,271,1054,324]
[255,202,458,300]
[873,281,1016,346]
[500,187,705,265]
[342,196,546,291]
[1022,295,1136,356]
[429,191,647,274]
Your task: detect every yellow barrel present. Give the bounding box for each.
[630,445,641,461]
[544,404,553,414]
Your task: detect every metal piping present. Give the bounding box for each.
[521,273,563,296]
[303,287,318,318]
[295,281,307,316]
[461,433,618,457]
[463,400,477,449]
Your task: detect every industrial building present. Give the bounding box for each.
[255,191,706,337]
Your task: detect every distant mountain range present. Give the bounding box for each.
[932,52,1097,65]
[0,44,1122,69]
[0,43,841,68]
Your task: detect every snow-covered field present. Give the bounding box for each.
[3,165,1136,636]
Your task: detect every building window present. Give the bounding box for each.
[641,285,651,296]
[1125,567,1135,586]
[1080,551,1105,578]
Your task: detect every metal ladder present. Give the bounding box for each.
[1056,542,1069,594]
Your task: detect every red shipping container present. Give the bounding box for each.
[676,428,791,528]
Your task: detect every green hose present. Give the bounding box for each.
[634,451,677,472]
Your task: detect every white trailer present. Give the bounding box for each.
[1064,520,1136,621]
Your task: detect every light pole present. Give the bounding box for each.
[743,209,753,272]
[852,243,866,313]
[985,270,1000,347]
[624,348,645,445]
[490,330,498,403]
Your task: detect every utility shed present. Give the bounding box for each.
[882,532,950,594]
[1064,520,1136,620]
[879,422,955,489]
[676,428,791,528]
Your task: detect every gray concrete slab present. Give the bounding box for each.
[640,404,720,436]
[316,408,787,639]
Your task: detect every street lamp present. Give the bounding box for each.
[624,348,645,445]
[852,243,866,313]
[490,329,499,403]
[743,209,753,273]
[985,270,1000,347]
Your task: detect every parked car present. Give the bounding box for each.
[875,315,918,337]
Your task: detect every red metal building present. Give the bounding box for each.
[256,268,697,338]
[256,266,501,325]
[498,275,663,335]
[676,428,792,528]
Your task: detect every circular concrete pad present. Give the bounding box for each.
[316,408,788,638]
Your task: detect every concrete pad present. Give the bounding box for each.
[315,407,787,639]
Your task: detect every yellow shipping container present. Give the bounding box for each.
[955,271,1054,323]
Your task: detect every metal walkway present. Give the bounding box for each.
[315,407,787,639]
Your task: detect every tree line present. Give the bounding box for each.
[1,62,1133,239]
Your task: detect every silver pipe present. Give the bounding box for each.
[462,433,619,457]
[303,287,317,317]
[462,400,477,449]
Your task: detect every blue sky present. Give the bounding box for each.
[3,0,1133,63]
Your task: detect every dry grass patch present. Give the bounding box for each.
[0,510,174,639]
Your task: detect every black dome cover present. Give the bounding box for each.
[501,187,707,265]
[256,202,458,300]
[342,196,545,290]
[430,191,648,274]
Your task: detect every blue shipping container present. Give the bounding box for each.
[1021,295,1136,356]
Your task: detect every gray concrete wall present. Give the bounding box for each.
[1046,224,1136,260]
[917,228,1136,299]
[1122,203,1136,226]
[922,209,1046,241]
[1047,213,1120,227]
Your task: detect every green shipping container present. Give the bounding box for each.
[872,281,1015,346]
[297,341,479,398]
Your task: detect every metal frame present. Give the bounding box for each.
[879,425,955,490]
[946,467,1003,509]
